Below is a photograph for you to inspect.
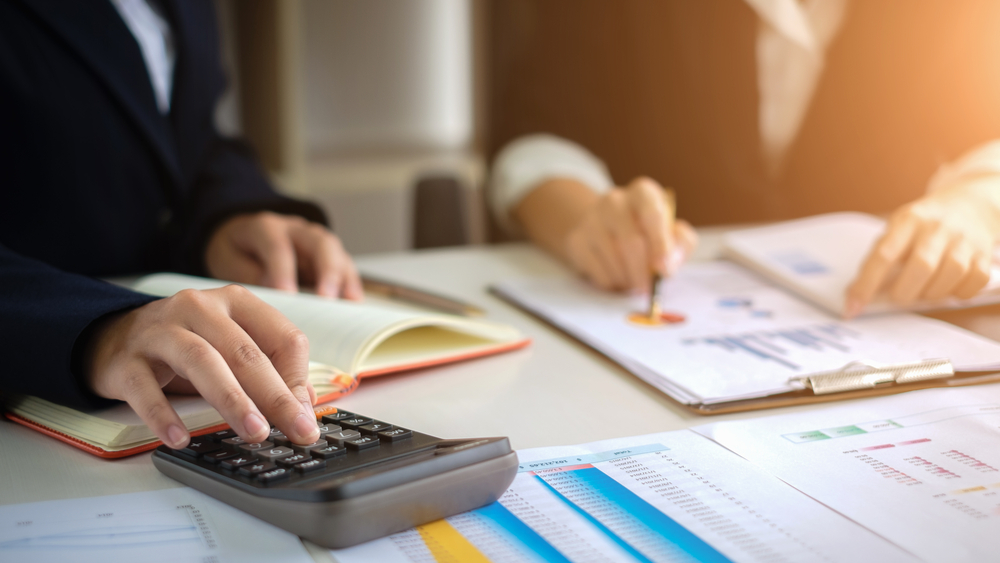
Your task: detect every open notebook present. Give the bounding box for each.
[5,274,529,457]
[721,212,1000,316]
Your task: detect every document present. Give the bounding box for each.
[330,431,912,562]
[0,487,312,563]
[697,384,1000,563]
[722,212,1000,316]
[494,262,1000,405]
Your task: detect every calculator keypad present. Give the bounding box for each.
[170,409,420,487]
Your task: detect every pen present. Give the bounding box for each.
[362,275,486,317]
[647,188,676,321]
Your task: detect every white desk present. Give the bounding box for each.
[0,235,911,558]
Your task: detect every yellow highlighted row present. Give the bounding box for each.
[417,519,491,563]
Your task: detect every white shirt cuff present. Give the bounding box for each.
[927,140,1000,193]
[489,134,614,236]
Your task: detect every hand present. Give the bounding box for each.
[564,177,697,292]
[845,176,1000,317]
[206,211,363,300]
[85,285,323,449]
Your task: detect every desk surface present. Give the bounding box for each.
[0,231,912,557]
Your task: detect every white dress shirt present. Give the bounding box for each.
[110,0,175,114]
[490,0,1000,234]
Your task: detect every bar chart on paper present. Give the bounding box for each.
[699,387,1000,562]
[330,431,912,563]
[0,488,312,563]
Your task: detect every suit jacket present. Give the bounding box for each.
[0,0,325,407]
[489,0,1000,225]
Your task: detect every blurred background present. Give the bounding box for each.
[214,0,486,255]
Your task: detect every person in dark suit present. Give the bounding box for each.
[0,0,360,448]
[488,0,1000,317]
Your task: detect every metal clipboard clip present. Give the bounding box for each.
[790,358,954,395]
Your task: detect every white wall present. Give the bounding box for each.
[300,0,473,154]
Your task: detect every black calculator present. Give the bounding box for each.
[152,408,518,548]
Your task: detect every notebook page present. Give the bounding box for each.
[494,262,1000,404]
[133,274,446,372]
[697,384,1000,563]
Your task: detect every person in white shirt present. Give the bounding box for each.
[489,0,1000,318]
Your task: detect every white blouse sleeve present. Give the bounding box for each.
[489,134,614,235]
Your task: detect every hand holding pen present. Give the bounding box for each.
[563,177,697,294]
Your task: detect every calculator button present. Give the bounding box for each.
[239,461,276,477]
[316,424,341,435]
[276,454,311,468]
[220,455,256,471]
[203,449,238,464]
[268,427,285,440]
[321,411,354,423]
[358,422,393,436]
[257,467,290,484]
[339,417,373,430]
[178,440,221,458]
[222,436,247,448]
[378,428,413,442]
[345,435,380,451]
[291,439,328,454]
[325,430,361,447]
[295,459,326,473]
[254,446,295,461]
[270,434,291,447]
[311,445,346,460]
[238,441,274,454]
[205,429,237,442]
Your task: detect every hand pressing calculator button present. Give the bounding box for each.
[153,408,517,549]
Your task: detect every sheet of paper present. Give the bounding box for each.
[330,430,912,563]
[494,262,1000,404]
[0,487,312,563]
[696,384,1000,563]
[722,212,1000,315]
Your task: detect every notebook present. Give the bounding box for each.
[721,212,1000,316]
[5,274,529,457]
[492,261,1000,414]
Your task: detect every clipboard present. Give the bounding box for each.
[491,286,1000,416]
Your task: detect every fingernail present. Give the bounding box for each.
[293,413,320,441]
[244,412,268,440]
[667,247,686,276]
[324,283,339,299]
[167,424,189,449]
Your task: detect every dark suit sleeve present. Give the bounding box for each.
[168,137,329,276]
[0,243,158,408]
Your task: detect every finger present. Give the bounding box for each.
[568,235,615,290]
[921,239,972,301]
[151,326,270,443]
[116,362,190,449]
[244,214,299,292]
[290,224,343,298]
[845,214,919,315]
[670,220,698,274]
[626,177,673,276]
[889,226,950,304]
[341,260,365,302]
[604,192,650,291]
[954,253,992,299]
[590,231,629,290]
[215,285,319,444]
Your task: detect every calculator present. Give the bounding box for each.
[152,408,518,548]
